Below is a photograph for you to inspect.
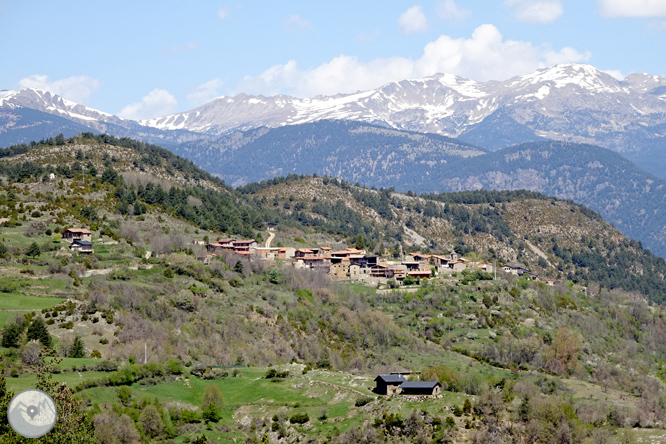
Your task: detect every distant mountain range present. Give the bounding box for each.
[4,64,666,255]
[2,63,666,174]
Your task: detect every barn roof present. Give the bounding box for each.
[399,381,441,389]
[374,374,406,384]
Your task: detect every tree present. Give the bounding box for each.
[68,336,87,358]
[26,241,41,258]
[21,340,43,365]
[545,328,583,376]
[201,385,224,423]
[355,234,366,250]
[1,321,23,348]
[268,268,281,284]
[139,404,164,439]
[233,260,244,274]
[101,167,120,186]
[26,317,52,348]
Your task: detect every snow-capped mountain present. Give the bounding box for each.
[3,63,666,176]
[0,88,202,147]
[0,88,119,127]
[139,64,666,152]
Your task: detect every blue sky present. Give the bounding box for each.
[2,0,666,120]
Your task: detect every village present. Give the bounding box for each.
[60,226,556,287]
[203,235,557,286]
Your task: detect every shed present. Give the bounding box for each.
[399,381,442,395]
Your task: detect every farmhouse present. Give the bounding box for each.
[62,228,91,243]
[233,239,258,252]
[69,240,94,254]
[374,374,406,395]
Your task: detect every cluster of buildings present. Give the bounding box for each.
[204,237,497,283]
[62,228,94,254]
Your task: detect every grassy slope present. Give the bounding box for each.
[1,138,666,442]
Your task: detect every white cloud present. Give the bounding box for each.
[17,74,100,104]
[436,0,471,23]
[218,5,230,20]
[506,0,563,23]
[598,0,666,17]
[187,79,224,107]
[119,89,178,120]
[398,6,429,34]
[238,24,590,97]
[282,14,313,32]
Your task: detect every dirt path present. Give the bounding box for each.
[265,231,275,248]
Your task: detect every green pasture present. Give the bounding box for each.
[0,292,64,311]
[5,370,111,393]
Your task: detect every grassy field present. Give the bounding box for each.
[74,365,468,443]
[0,293,64,311]
[5,370,112,392]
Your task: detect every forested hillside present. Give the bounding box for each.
[1,135,666,442]
[174,120,486,187]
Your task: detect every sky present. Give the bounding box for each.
[2,0,666,120]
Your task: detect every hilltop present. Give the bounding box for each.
[2,135,666,443]
[242,175,666,303]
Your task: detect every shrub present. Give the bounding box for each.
[355,397,373,407]
[165,358,183,375]
[289,412,309,424]
[265,369,289,379]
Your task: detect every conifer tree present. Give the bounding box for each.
[68,336,86,358]
[26,317,52,348]
[26,241,41,258]
[1,322,23,348]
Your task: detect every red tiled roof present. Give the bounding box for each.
[64,228,91,234]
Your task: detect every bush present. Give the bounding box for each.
[289,412,309,424]
[165,358,183,375]
[265,369,289,379]
[355,397,373,407]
